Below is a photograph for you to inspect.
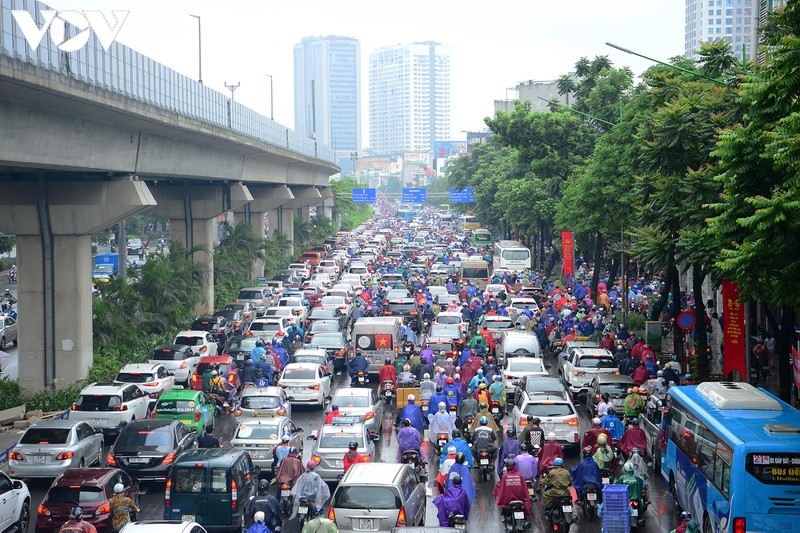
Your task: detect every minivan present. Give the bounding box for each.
[328,462,426,531]
[498,330,542,363]
[164,449,259,532]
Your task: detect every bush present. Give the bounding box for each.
[0,378,24,411]
[625,312,646,334]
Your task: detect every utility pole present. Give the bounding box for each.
[189,15,202,84]
[224,82,240,102]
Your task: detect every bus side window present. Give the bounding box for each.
[713,443,733,497]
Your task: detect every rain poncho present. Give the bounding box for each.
[397,426,422,459]
[497,436,521,478]
[615,472,643,502]
[538,441,565,476]
[602,414,625,440]
[418,380,437,401]
[433,486,471,526]
[456,398,479,423]
[570,457,603,494]
[290,471,330,519]
[443,384,462,409]
[489,381,506,407]
[493,471,531,515]
[470,407,499,433]
[619,426,648,456]
[446,463,476,503]
[396,402,425,432]
[275,454,304,485]
[429,410,456,438]
[439,437,474,468]
[514,452,538,482]
[541,466,573,509]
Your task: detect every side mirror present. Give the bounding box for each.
[306,434,317,441]
[287,396,295,402]
[12,480,24,490]
[189,426,198,433]
[370,433,380,442]
[545,365,551,370]
[293,427,304,433]
[252,466,261,476]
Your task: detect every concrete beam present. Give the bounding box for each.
[285,186,323,209]
[233,185,294,214]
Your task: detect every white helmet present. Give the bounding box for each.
[547,432,557,441]
[408,394,415,401]
[113,483,124,494]
[423,373,430,380]
[253,511,265,523]
[439,402,446,411]
[623,461,634,473]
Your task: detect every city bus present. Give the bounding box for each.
[660,381,800,533]
[457,215,480,231]
[492,240,531,271]
[471,228,493,246]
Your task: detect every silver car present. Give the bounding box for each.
[230,416,304,471]
[0,315,17,350]
[330,388,385,438]
[8,419,104,478]
[307,420,377,482]
[233,386,291,425]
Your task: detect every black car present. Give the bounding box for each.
[189,315,234,345]
[305,320,342,342]
[385,297,421,332]
[109,419,197,482]
[213,308,248,336]
[307,331,350,369]
[222,335,268,368]
[305,306,348,331]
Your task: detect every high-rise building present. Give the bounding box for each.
[369,41,451,155]
[685,0,786,61]
[293,36,361,159]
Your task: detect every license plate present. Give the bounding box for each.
[630,508,638,516]
[455,525,466,530]
[358,376,365,382]
[438,439,447,446]
[562,505,572,513]
[587,493,597,501]
[491,408,499,414]
[480,459,489,465]
[384,391,392,397]
[254,410,272,417]
[602,477,610,484]
[513,511,525,520]
[281,490,290,497]
[128,457,149,464]
[236,354,244,360]
[181,420,193,425]
[90,418,106,425]
[291,387,305,393]
[298,506,308,515]
[359,518,373,529]
[252,450,266,458]
[181,515,195,522]
[33,455,46,464]
[334,459,344,468]
[543,423,554,431]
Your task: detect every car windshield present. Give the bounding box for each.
[508,361,544,372]
[190,320,215,331]
[226,338,258,351]
[578,357,617,369]
[116,426,173,452]
[333,486,399,510]
[282,367,316,380]
[21,427,70,444]
[310,322,338,334]
[75,394,120,411]
[235,424,281,440]
[116,372,155,383]
[462,267,489,278]
[250,322,281,332]
[312,334,343,347]
[310,309,336,319]
[436,316,461,325]
[172,468,206,493]
[241,396,280,409]
[387,302,416,314]
[156,398,199,412]
[292,355,325,366]
[238,290,263,300]
[319,431,364,449]
[599,383,631,397]
[175,336,203,347]
[333,395,371,408]
[524,403,574,417]
[196,363,230,375]
[151,348,186,361]
[47,486,104,503]
[486,319,514,329]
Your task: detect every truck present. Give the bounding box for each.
[93,253,119,282]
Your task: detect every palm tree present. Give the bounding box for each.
[556,74,576,106]
[697,40,738,78]
[574,57,591,78]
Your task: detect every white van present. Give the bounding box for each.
[351,317,403,373]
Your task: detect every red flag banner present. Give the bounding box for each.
[561,230,574,277]
[722,280,746,378]
[375,334,393,350]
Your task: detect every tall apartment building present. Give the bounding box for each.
[293,36,361,158]
[685,0,787,61]
[369,41,451,155]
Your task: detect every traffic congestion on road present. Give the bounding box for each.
[1,202,734,533]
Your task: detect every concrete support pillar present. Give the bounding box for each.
[232,209,266,279]
[168,217,215,309]
[299,206,311,224]
[281,207,295,257]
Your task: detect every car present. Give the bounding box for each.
[221,335,268,368]
[429,322,464,343]
[37,467,139,533]
[120,520,207,533]
[305,319,341,342]
[233,385,291,424]
[0,314,17,350]
[290,347,332,376]
[229,416,304,471]
[212,307,250,336]
[502,357,550,398]
[427,286,456,305]
[321,294,352,318]
[306,306,348,331]
[329,387,385,438]
[307,332,350,368]
[497,330,542,361]
[277,363,331,407]
[9,419,104,479]
[288,262,311,281]
[511,391,580,452]
[236,287,273,316]
[310,272,335,288]
[69,382,150,437]
[152,389,215,434]
[0,470,30,532]
[329,462,426,531]
[514,376,572,403]
[246,317,291,342]
[317,259,340,276]
[307,419,377,482]
[272,269,298,286]
[483,283,506,298]
[340,274,364,290]
[264,306,305,327]
[220,302,256,332]
[556,339,600,374]
[480,315,516,347]
[422,336,459,360]
[507,297,539,315]
[586,373,635,418]
[115,363,176,403]
[189,316,235,346]
[149,344,200,386]
[559,347,617,401]
[379,273,405,287]
[173,330,219,357]
[434,312,468,336]
[189,355,241,391]
[126,238,144,255]
[108,419,198,482]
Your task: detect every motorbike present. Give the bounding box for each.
[502,500,530,532]
[629,497,647,528]
[352,370,369,387]
[581,484,600,521]
[401,450,427,482]
[545,494,574,532]
[433,432,449,455]
[490,401,503,424]
[600,468,614,486]
[476,449,493,481]
[526,480,537,503]
[462,417,475,443]
[7,268,16,284]
[448,513,467,530]
[402,340,415,355]
[380,380,395,404]
[296,497,313,527]
[278,482,293,516]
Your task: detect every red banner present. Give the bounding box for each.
[722,280,746,378]
[561,230,574,277]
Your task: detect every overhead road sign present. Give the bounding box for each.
[450,187,475,203]
[402,188,427,203]
[352,188,377,204]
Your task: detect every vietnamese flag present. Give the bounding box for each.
[375,334,393,349]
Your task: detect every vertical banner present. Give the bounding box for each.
[792,346,800,393]
[722,280,746,378]
[561,230,574,277]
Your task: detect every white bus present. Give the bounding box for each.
[493,240,531,272]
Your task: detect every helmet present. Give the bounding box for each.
[547,432,556,441]
[657,370,664,376]
[519,444,528,452]
[289,446,298,454]
[623,461,634,473]
[479,416,489,426]
[282,434,291,442]
[506,428,516,437]
[531,416,541,425]
[447,445,457,455]
[597,434,608,444]
[113,483,124,494]
[582,446,593,458]
[486,356,494,363]
[632,386,640,393]
[477,369,483,374]
[408,394,415,402]
[438,402,446,411]
[253,511,265,523]
[258,479,269,491]
[385,358,391,364]
[646,354,653,360]
[255,339,265,348]
[306,460,317,470]
[479,402,488,409]
[330,404,339,411]
[617,344,623,350]
[348,441,358,451]
[211,370,218,376]
[423,373,430,380]
[404,365,411,371]
[607,406,616,414]
[451,429,461,438]
[454,373,460,380]
[455,452,466,464]
[681,511,692,521]
[479,382,486,389]
[451,473,463,485]
[685,373,692,379]
[70,507,83,520]
[493,375,502,381]
[446,376,454,384]
[554,457,564,466]
[403,418,411,427]
[592,418,601,426]
[629,417,639,425]
[504,458,516,468]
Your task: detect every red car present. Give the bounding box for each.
[37,468,139,533]
[189,355,241,391]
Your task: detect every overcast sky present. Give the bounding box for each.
[47,0,684,148]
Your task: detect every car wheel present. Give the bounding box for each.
[0,336,5,350]
[12,337,17,347]
[79,458,85,468]
[16,499,30,532]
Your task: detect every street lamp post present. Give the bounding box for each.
[224,82,240,102]
[265,74,274,121]
[606,42,727,86]
[189,14,202,84]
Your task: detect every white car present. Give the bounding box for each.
[317,259,340,276]
[502,357,549,397]
[560,347,618,401]
[121,521,206,533]
[435,312,468,336]
[68,382,150,436]
[508,297,540,315]
[320,295,351,317]
[512,391,581,452]
[428,286,456,306]
[278,363,331,408]
[173,330,218,357]
[288,263,312,281]
[9,419,104,479]
[340,274,364,290]
[264,306,306,326]
[0,471,31,532]
[115,363,176,402]
[247,317,292,341]
[484,284,507,298]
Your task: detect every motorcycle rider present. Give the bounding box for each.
[272,435,292,472]
[420,343,435,365]
[619,417,648,458]
[497,428,521,478]
[582,417,612,450]
[324,404,341,425]
[467,368,489,394]
[624,386,646,420]
[541,457,573,512]
[418,374,437,406]
[446,453,476,503]
[592,434,616,470]
[109,483,139,532]
[671,512,695,533]
[396,394,426,432]
[397,417,423,460]
[393,352,408,375]
[519,415,545,451]
[398,364,416,386]
[488,375,506,412]
[347,351,370,383]
[473,382,492,405]
[471,402,499,434]
[275,446,304,490]
[429,385,448,414]
[59,507,97,533]
[429,402,456,443]
[433,473,472,526]
[246,512,269,533]
[455,394,479,430]
[471,416,498,464]
[601,406,625,441]
[207,370,233,410]
[538,432,565,476]
[493,458,532,523]
[443,376,462,410]
[514,444,539,483]
[240,359,262,385]
[250,338,267,366]
[440,429,474,468]
[343,441,366,473]
[570,447,603,503]
[290,461,330,519]
[378,357,397,388]
[615,461,646,517]
[250,479,282,533]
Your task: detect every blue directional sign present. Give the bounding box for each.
[402,188,427,203]
[450,187,475,203]
[352,188,376,204]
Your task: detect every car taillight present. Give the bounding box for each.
[96,502,110,515]
[107,454,116,466]
[192,374,198,382]
[71,403,79,411]
[395,506,407,527]
[277,408,287,415]
[566,417,580,427]
[151,410,157,418]
[228,374,235,383]
[365,411,375,421]
[234,408,243,416]
[55,451,74,461]
[199,346,207,353]
[733,518,745,533]
[37,504,50,516]
[519,417,528,426]
[308,384,320,390]
[179,360,188,369]
[142,382,159,387]
[8,451,23,461]
[162,452,175,466]
[165,479,171,507]
[194,411,202,422]
[573,370,585,376]
[113,404,128,411]
[231,479,238,509]
[312,455,322,464]
[328,506,336,522]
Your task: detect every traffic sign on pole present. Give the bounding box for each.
[677,311,696,331]
[402,188,427,203]
[352,188,376,204]
[450,187,474,203]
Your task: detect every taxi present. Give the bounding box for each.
[233,385,291,424]
[230,416,304,471]
[307,418,378,482]
[151,389,215,434]
[277,363,332,408]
